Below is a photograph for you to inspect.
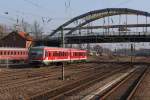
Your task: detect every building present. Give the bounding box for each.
[0,31,33,48]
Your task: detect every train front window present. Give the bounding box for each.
[29,49,43,58]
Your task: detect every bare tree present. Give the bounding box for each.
[22,21,31,32]
[0,24,10,38]
[31,21,43,40]
[93,45,103,55]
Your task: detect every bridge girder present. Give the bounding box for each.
[49,8,150,37]
[63,24,150,30]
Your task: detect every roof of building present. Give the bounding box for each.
[0,33,9,40]
[0,31,33,41]
[18,31,33,41]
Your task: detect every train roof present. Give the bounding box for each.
[0,47,28,50]
[30,46,86,52]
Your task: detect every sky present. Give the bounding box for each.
[0,0,150,50]
[0,0,150,32]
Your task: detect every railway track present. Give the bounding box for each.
[91,65,148,100]
[0,63,102,86]
[0,63,119,97]
[0,63,128,99]
[0,64,101,90]
[28,65,131,100]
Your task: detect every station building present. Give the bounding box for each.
[0,31,33,48]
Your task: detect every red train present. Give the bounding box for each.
[29,46,87,65]
[0,47,28,63]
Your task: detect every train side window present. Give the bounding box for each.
[7,51,10,55]
[53,52,56,56]
[59,52,60,56]
[4,51,6,55]
[0,51,2,55]
[64,52,66,56]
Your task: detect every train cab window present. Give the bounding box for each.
[0,51,2,55]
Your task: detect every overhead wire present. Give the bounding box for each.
[113,0,134,7]
[23,0,42,8]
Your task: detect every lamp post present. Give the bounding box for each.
[131,43,134,63]
[61,27,65,80]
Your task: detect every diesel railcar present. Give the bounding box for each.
[29,46,87,65]
[0,47,28,64]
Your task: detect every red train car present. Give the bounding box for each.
[0,47,28,63]
[29,46,87,65]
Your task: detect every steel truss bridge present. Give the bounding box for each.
[36,8,150,46]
